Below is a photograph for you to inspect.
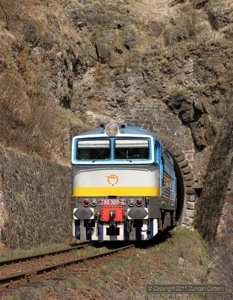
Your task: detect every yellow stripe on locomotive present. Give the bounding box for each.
[73,186,160,197]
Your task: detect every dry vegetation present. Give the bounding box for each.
[0,0,79,163]
[0,71,67,161]
[1,227,218,300]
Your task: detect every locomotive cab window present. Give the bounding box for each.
[76,140,110,160]
[114,139,149,160]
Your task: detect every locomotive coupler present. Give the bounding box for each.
[110,210,116,218]
[109,210,117,229]
[110,221,117,229]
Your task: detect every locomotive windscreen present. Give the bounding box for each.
[76,140,110,160]
[74,138,151,162]
[114,139,149,160]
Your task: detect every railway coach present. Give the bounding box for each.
[71,122,177,241]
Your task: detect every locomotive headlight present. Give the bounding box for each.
[128,198,135,206]
[136,198,143,206]
[105,122,119,136]
[83,199,89,207]
[91,199,97,206]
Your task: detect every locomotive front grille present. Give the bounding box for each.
[101,206,124,222]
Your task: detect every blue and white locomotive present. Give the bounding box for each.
[71,122,177,241]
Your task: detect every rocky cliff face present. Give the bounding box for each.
[0,0,232,159]
[0,0,232,249]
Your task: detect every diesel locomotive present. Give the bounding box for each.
[71,122,177,241]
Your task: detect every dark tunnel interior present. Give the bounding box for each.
[172,156,185,223]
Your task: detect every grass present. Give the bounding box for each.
[5,288,36,300]
[0,241,74,260]
[0,241,110,264]
[73,245,109,258]
[3,227,231,300]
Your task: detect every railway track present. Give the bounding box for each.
[0,243,133,293]
[0,241,91,267]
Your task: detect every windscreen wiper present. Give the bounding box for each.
[92,150,107,163]
[115,149,132,163]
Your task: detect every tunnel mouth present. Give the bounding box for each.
[173,157,185,224]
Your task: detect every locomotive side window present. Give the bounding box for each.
[76,140,110,160]
[114,139,149,160]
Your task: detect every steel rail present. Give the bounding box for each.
[0,241,92,266]
[0,244,133,291]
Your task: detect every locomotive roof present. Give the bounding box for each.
[76,124,162,143]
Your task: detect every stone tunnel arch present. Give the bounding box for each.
[162,137,195,226]
[119,97,197,226]
[87,112,196,226]
[87,98,198,226]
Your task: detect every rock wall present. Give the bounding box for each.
[0,146,71,249]
[217,167,233,239]
[207,155,233,298]
[194,112,233,244]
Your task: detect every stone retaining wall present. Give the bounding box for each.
[0,146,71,249]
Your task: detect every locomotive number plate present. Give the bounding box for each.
[98,199,126,206]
